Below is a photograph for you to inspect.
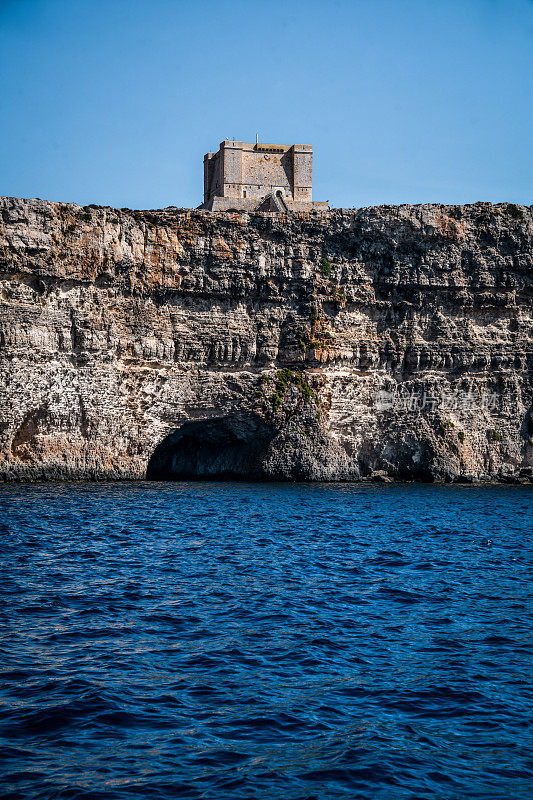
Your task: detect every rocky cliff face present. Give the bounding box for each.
[0,196,532,482]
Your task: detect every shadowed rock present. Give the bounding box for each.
[147,415,274,481]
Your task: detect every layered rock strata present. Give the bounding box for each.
[0,197,531,482]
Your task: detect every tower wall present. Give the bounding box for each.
[292,145,313,203]
[202,140,322,209]
[203,153,215,201]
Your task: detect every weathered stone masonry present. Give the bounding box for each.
[202,140,328,212]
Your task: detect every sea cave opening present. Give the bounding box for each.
[146,415,274,481]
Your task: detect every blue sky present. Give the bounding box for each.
[1,0,532,209]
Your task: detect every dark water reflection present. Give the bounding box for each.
[0,482,532,799]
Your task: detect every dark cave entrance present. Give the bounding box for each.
[146,415,274,481]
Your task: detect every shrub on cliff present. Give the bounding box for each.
[320,257,333,277]
[503,203,523,221]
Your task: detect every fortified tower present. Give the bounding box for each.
[201,140,328,212]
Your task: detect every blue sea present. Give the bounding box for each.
[1,482,532,799]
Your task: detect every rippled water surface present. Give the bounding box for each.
[1,482,532,799]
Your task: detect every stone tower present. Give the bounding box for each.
[201,140,328,212]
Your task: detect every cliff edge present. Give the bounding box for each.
[1,197,532,482]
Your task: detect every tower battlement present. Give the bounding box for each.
[201,140,328,212]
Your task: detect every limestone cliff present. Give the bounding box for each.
[0,196,532,482]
